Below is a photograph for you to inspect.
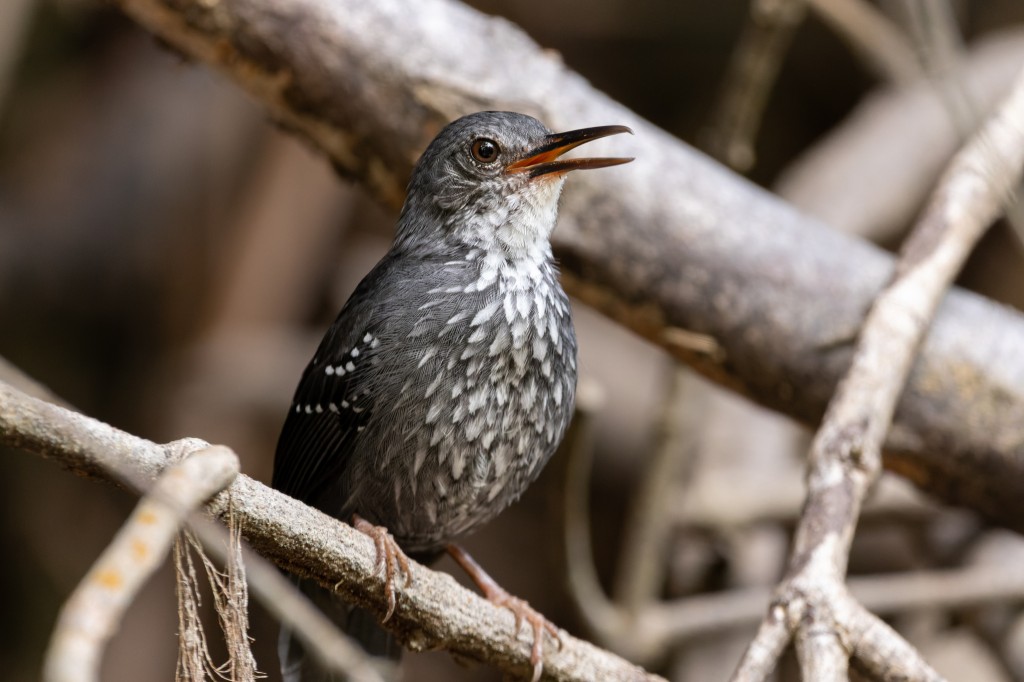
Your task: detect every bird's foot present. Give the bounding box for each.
[351,514,413,622]
[448,544,561,682]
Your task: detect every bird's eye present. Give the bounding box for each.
[471,138,500,163]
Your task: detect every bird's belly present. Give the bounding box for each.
[350,352,575,553]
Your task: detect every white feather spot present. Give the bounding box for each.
[425,373,444,399]
[471,299,501,326]
[503,294,516,323]
[532,335,548,362]
[417,346,437,369]
[451,450,466,480]
[467,387,487,414]
[516,291,530,317]
[413,448,428,476]
[446,310,470,326]
[488,327,510,356]
[325,365,335,376]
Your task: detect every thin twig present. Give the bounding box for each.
[613,367,701,613]
[807,0,921,84]
[188,517,395,682]
[702,0,808,171]
[43,446,240,682]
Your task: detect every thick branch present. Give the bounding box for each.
[0,381,660,682]
[111,0,1024,529]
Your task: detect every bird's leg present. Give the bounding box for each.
[351,514,412,622]
[447,544,561,682]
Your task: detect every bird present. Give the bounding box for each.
[272,110,632,681]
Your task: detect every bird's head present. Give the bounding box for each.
[396,111,632,257]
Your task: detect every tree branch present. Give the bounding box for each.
[43,445,239,682]
[0,380,661,682]
[732,61,1024,680]
[110,0,1024,530]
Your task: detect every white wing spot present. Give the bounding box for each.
[345,361,356,372]
[351,347,360,358]
[329,403,339,413]
[325,365,335,376]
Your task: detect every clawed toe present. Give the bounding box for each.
[353,514,413,622]
[447,544,560,681]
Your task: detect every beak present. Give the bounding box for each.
[506,124,634,178]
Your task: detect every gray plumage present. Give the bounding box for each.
[273,111,630,679]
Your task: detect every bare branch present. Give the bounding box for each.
[0,380,661,682]
[701,0,808,171]
[733,62,1024,680]
[43,445,239,682]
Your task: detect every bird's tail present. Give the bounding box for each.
[279,579,402,682]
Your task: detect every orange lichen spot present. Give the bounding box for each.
[138,509,158,525]
[131,539,148,561]
[97,569,122,589]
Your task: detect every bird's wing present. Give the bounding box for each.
[271,264,394,507]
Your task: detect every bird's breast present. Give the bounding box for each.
[356,254,577,550]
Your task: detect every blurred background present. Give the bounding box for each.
[2,1,1024,680]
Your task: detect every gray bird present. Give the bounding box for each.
[273,111,632,681]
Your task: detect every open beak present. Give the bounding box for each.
[506,124,634,178]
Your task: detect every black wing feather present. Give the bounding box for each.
[272,267,390,507]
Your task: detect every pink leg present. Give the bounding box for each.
[448,544,561,682]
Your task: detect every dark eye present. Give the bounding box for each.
[471,138,500,163]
